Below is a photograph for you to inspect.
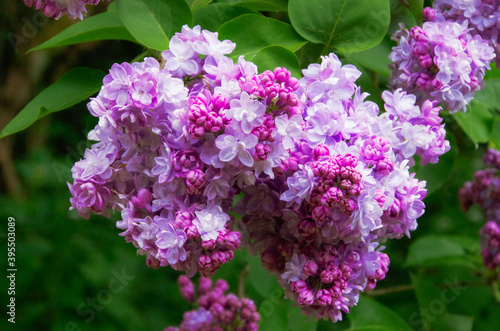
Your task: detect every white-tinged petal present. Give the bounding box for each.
[241,134,258,148]
[238,149,254,167]
[219,146,237,162]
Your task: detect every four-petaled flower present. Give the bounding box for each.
[215,128,258,167]
[193,204,230,241]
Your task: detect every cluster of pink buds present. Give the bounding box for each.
[460,148,500,276]
[165,276,259,331]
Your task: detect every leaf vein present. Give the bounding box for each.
[322,0,347,53]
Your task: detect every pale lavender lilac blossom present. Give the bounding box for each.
[236,54,434,321]
[427,0,500,65]
[389,20,496,113]
[69,28,440,323]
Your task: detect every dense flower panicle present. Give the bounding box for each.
[234,54,434,321]
[459,149,500,223]
[381,89,450,165]
[23,0,106,20]
[480,221,500,273]
[459,149,500,275]
[165,276,260,331]
[484,148,500,168]
[480,214,500,278]
[69,26,437,322]
[428,0,500,65]
[389,20,495,113]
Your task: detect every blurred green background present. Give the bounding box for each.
[1,1,500,330]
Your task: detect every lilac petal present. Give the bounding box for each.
[219,146,237,162]
[238,149,254,167]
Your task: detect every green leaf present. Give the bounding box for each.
[473,78,500,111]
[116,0,192,51]
[485,62,500,78]
[295,42,325,70]
[288,0,390,53]
[257,289,317,331]
[410,275,474,331]
[218,14,306,59]
[186,0,212,11]
[193,3,260,32]
[388,0,418,34]
[410,274,447,327]
[454,101,495,145]
[405,235,479,268]
[340,37,393,77]
[434,314,474,331]
[0,67,104,139]
[258,298,288,331]
[412,132,456,195]
[216,0,288,11]
[247,253,278,299]
[107,1,117,11]
[28,12,136,52]
[348,296,414,331]
[287,303,318,331]
[250,46,301,78]
[490,119,500,150]
[408,0,424,24]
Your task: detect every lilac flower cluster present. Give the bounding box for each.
[389,19,495,113]
[459,149,500,223]
[23,0,106,20]
[459,149,500,274]
[69,26,443,322]
[235,54,438,321]
[480,221,500,274]
[427,0,500,66]
[69,26,254,278]
[165,275,259,331]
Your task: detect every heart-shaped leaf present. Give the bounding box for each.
[405,235,479,268]
[289,0,390,53]
[218,14,306,59]
[217,0,288,11]
[117,0,192,51]
[193,3,260,31]
[250,46,301,78]
[348,296,414,331]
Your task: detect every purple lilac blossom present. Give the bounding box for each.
[428,0,500,65]
[69,26,440,322]
[23,0,107,20]
[459,149,500,224]
[236,54,433,321]
[459,149,500,276]
[480,221,500,274]
[165,276,260,331]
[389,20,495,113]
